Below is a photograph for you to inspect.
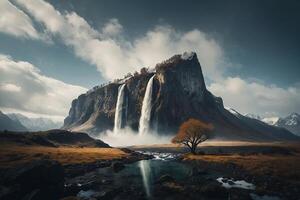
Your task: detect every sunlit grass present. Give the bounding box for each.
[0,145,128,167]
[184,152,300,181]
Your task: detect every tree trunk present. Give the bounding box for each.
[191,143,197,154]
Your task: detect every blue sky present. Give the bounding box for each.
[0,0,299,120]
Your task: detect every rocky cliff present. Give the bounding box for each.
[63,52,298,141]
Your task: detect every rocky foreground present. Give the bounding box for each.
[0,146,151,200]
[1,134,299,200]
[0,130,152,199]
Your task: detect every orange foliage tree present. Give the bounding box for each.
[172,119,213,154]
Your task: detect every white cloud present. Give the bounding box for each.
[5,0,300,117]
[102,18,123,37]
[0,54,87,119]
[16,0,225,81]
[209,77,300,117]
[0,83,21,92]
[0,0,40,39]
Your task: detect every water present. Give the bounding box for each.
[96,153,191,198]
[217,177,255,190]
[114,84,126,132]
[139,75,155,135]
[73,153,280,200]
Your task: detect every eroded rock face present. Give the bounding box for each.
[152,54,218,133]
[64,83,119,133]
[63,52,299,141]
[63,53,216,135]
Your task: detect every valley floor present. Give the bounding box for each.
[132,141,300,200]
[1,142,300,200]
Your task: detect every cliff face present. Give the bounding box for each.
[63,52,299,141]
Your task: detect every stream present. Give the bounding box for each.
[73,152,281,200]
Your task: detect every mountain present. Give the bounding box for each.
[246,112,300,136]
[7,113,62,131]
[275,113,300,136]
[245,114,279,126]
[63,52,299,141]
[0,111,27,131]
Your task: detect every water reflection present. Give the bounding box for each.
[96,152,191,199]
[139,160,152,198]
[137,152,190,198]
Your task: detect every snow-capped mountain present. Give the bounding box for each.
[225,107,241,117]
[262,117,279,126]
[245,112,299,136]
[7,113,63,131]
[245,114,279,126]
[245,113,262,120]
[275,113,300,136]
[0,111,27,131]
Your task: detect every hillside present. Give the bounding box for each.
[0,129,110,148]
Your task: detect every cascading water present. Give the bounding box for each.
[139,75,155,135]
[114,84,126,132]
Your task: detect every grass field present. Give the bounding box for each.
[133,141,300,183]
[0,145,128,167]
[184,153,300,181]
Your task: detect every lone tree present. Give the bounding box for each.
[172,119,213,154]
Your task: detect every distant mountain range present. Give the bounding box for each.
[0,111,62,132]
[6,113,63,131]
[244,112,300,136]
[0,111,27,131]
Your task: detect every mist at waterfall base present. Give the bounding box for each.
[98,127,171,147]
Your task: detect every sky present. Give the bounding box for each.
[0,0,299,121]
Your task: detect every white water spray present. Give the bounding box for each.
[139,75,155,135]
[114,84,126,132]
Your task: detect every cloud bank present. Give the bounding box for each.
[12,0,224,81]
[0,0,40,39]
[0,54,87,120]
[1,0,299,118]
[209,77,300,117]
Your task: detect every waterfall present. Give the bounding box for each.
[139,75,155,135]
[114,84,126,132]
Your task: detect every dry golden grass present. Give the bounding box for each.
[0,145,128,167]
[184,152,300,181]
[132,141,298,148]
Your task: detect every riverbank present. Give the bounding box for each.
[1,142,300,200]
[0,145,152,200]
[131,142,300,200]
